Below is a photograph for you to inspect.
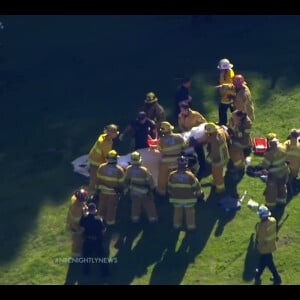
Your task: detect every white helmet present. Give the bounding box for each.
[217,58,233,70]
[257,205,271,218]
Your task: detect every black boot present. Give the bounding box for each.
[254,269,262,285]
[271,274,282,285]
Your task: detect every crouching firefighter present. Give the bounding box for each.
[96,150,125,225]
[125,151,158,223]
[168,156,202,231]
[66,188,88,258]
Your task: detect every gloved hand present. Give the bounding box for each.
[119,133,124,141]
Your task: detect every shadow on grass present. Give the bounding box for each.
[65,261,111,285]
[110,199,175,285]
[0,158,87,264]
[149,187,237,285]
[242,233,259,282]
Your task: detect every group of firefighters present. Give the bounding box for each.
[65,58,299,284]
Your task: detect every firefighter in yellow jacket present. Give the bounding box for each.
[217,58,235,125]
[88,124,119,192]
[228,110,252,171]
[217,74,255,123]
[157,121,187,196]
[261,138,289,208]
[178,103,207,132]
[125,151,158,223]
[232,74,255,122]
[204,123,230,194]
[142,92,166,131]
[96,150,125,225]
[178,102,207,178]
[283,129,300,193]
[254,205,281,285]
[168,156,202,230]
[66,188,88,257]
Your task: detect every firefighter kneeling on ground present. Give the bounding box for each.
[254,205,281,285]
[261,138,289,209]
[125,151,158,223]
[79,202,109,277]
[66,188,88,258]
[168,156,203,231]
[96,150,125,226]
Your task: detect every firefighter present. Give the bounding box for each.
[96,150,125,225]
[168,156,202,230]
[66,188,88,258]
[79,202,109,276]
[261,138,289,208]
[217,74,255,123]
[88,124,119,192]
[232,74,255,123]
[204,122,230,194]
[254,205,281,285]
[228,110,252,172]
[283,129,300,194]
[178,102,207,178]
[141,92,166,131]
[125,151,158,223]
[216,58,235,126]
[178,103,207,132]
[157,121,187,196]
[267,132,277,141]
[119,111,157,150]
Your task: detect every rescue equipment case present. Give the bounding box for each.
[253,137,268,155]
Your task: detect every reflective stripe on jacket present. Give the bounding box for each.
[168,170,200,205]
[88,133,112,166]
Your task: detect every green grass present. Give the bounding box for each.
[1,15,300,285]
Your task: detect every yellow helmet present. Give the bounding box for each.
[130,151,142,164]
[266,132,277,140]
[107,149,118,163]
[205,122,218,134]
[145,92,158,103]
[105,124,119,135]
[160,121,174,133]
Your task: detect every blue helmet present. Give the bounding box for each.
[257,205,271,218]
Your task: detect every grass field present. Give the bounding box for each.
[1,15,300,285]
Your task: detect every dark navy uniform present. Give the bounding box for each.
[79,212,108,276]
[174,80,192,122]
[130,118,156,150]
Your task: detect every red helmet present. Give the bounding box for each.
[233,74,245,87]
[74,188,88,202]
